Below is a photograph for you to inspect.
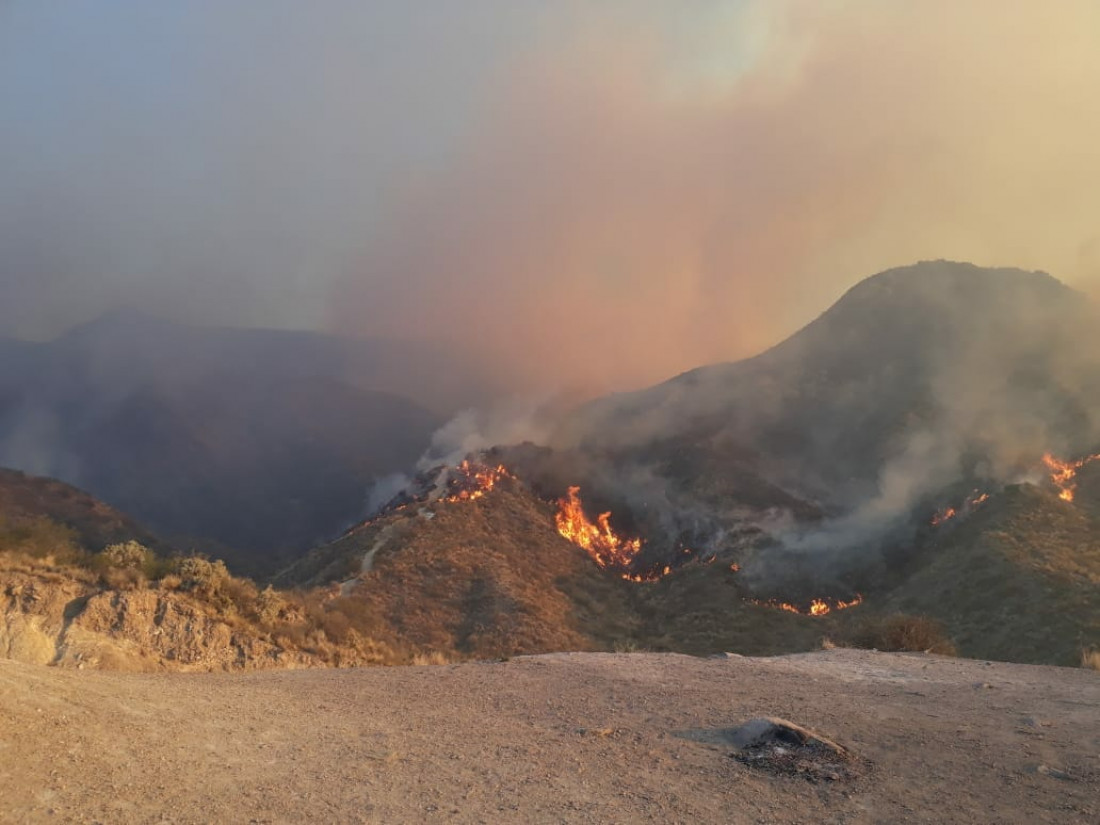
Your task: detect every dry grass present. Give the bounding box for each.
[844,614,957,656]
[410,651,453,666]
[1081,649,1100,671]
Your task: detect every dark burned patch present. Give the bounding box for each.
[733,738,866,783]
[729,718,867,783]
[681,717,869,784]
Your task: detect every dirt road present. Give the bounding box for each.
[1,650,1097,823]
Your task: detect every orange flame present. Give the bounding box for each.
[749,594,863,617]
[931,490,990,526]
[1041,452,1100,502]
[555,486,648,577]
[930,506,957,526]
[442,460,514,503]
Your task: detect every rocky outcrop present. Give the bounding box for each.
[1,570,320,672]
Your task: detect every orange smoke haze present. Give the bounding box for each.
[331,1,1100,396]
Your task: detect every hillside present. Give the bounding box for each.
[276,467,641,657]
[0,467,167,554]
[0,470,403,671]
[875,480,1100,664]
[553,262,1100,551]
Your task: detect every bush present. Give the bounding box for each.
[89,540,179,584]
[98,540,150,570]
[1082,648,1100,671]
[846,613,957,656]
[176,556,231,598]
[254,586,287,625]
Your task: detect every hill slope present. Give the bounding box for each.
[556,262,1100,527]
[876,480,1100,664]
[0,467,166,553]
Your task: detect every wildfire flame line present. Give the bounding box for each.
[931,490,990,526]
[749,594,864,617]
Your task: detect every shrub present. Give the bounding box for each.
[99,540,149,569]
[1082,648,1100,671]
[254,586,287,625]
[90,540,178,584]
[176,556,231,598]
[846,613,957,656]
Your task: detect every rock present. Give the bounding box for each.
[1033,764,1074,781]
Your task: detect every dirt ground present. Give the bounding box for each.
[1,649,1097,824]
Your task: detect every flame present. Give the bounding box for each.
[442,460,514,503]
[555,486,653,578]
[1041,452,1100,502]
[931,490,990,526]
[930,505,957,526]
[749,594,864,617]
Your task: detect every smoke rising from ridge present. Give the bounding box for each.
[332,0,1100,394]
[2,2,1100,399]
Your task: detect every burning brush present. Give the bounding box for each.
[554,486,678,582]
[1041,451,1100,502]
[441,459,515,503]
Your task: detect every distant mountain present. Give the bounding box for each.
[0,313,488,572]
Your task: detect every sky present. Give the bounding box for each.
[3,1,1100,394]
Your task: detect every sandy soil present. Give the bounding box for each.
[1,650,1098,824]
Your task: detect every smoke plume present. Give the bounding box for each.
[331,0,1100,395]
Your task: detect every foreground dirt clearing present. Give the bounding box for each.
[1,650,1098,824]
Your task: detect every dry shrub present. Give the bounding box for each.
[176,556,231,598]
[320,609,353,645]
[1082,648,1100,671]
[99,541,148,569]
[254,585,287,625]
[847,614,957,656]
